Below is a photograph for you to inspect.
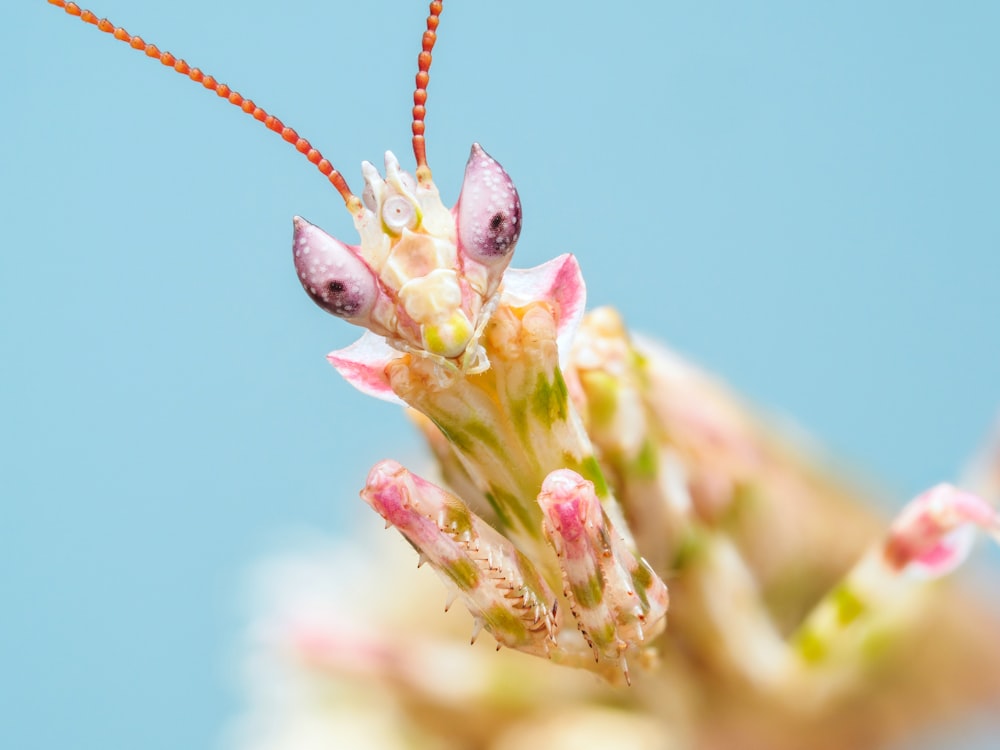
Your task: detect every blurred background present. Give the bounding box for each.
[2,1,998,748]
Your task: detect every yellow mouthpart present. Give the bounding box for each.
[423,311,475,359]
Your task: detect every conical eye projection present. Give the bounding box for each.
[292,217,379,321]
[456,144,522,270]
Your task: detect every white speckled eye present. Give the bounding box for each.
[382,195,417,233]
[456,143,522,266]
[292,216,378,320]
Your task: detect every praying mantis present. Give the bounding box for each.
[9,1,1000,750]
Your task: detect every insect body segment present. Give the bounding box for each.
[538,470,669,681]
[363,460,559,657]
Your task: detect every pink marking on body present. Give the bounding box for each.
[362,460,416,526]
[539,470,600,546]
[884,483,1000,578]
[916,534,968,570]
[328,331,405,405]
[503,255,586,364]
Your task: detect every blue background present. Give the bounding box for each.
[3,1,998,748]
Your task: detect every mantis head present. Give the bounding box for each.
[50,0,521,374]
[293,142,522,373]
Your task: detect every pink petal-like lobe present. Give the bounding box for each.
[328,332,404,405]
[503,254,587,364]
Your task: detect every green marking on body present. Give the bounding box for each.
[590,622,617,649]
[794,627,827,664]
[464,419,502,454]
[671,529,705,569]
[832,584,867,627]
[551,368,570,419]
[483,490,514,530]
[579,456,611,498]
[632,439,658,480]
[860,624,894,663]
[439,498,474,539]
[483,603,529,642]
[531,369,569,425]
[572,574,605,609]
[508,396,529,443]
[531,374,554,423]
[443,557,480,591]
[582,371,618,429]
[631,559,655,609]
[631,347,649,372]
[423,324,448,356]
[515,552,550,601]
[720,481,759,530]
[489,483,542,539]
[433,418,472,453]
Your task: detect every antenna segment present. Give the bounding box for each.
[411,1,443,183]
[47,0,361,211]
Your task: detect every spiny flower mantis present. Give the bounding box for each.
[48,0,671,682]
[48,0,1000,743]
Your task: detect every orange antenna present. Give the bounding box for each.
[412,1,442,183]
[48,0,362,212]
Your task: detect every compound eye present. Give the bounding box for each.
[381,194,418,234]
[456,144,522,265]
[292,216,378,320]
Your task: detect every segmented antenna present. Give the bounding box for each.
[412,1,443,183]
[47,0,362,212]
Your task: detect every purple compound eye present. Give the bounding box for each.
[456,144,522,265]
[292,216,378,320]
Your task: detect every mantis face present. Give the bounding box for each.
[293,143,522,373]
